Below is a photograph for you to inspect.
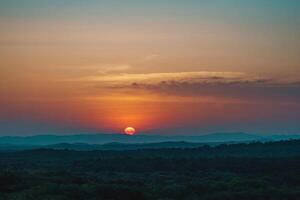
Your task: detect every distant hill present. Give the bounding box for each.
[2,139,300,157]
[0,141,220,151]
[0,132,299,150]
[191,132,266,142]
[268,134,300,141]
[44,141,206,151]
[0,132,269,146]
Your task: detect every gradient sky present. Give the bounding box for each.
[1,0,300,135]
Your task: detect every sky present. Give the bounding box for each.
[1,0,300,135]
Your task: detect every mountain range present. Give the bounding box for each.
[0,132,299,151]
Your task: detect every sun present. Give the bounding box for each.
[124,127,136,135]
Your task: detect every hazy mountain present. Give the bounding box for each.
[190,132,266,142]
[268,134,300,141]
[0,132,262,145]
[44,141,206,151]
[0,134,172,145]
[0,132,298,146]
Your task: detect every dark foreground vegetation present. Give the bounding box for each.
[1,140,300,200]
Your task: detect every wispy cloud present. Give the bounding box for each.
[96,64,132,74]
[86,71,245,84]
[80,71,300,102]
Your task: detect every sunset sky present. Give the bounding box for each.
[1,0,300,135]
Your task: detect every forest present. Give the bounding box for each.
[1,140,300,200]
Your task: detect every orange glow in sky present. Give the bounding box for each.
[1,1,300,135]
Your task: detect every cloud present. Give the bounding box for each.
[127,80,300,101]
[96,64,132,74]
[77,71,300,102]
[87,71,246,84]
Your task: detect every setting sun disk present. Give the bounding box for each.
[124,127,136,135]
